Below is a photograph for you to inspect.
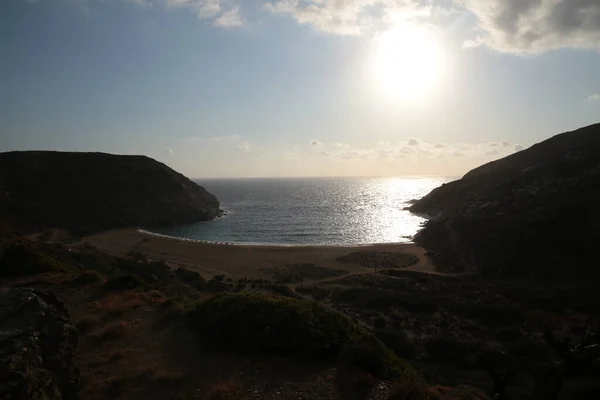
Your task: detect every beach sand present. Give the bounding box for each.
[80,228,437,280]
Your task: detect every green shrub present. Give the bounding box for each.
[424,337,471,365]
[189,292,414,379]
[266,284,299,298]
[374,329,418,360]
[114,258,171,282]
[206,277,229,292]
[0,242,67,276]
[467,304,523,327]
[495,327,525,343]
[175,267,206,285]
[373,315,387,329]
[104,273,145,291]
[71,270,104,285]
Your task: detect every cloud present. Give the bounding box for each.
[164,148,175,155]
[311,139,323,147]
[408,137,420,146]
[433,142,447,148]
[214,7,244,28]
[265,0,600,53]
[500,140,511,147]
[42,0,600,53]
[236,140,251,151]
[321,151,330,156]
[460,0,600,53]
[264,0,437,36]
[586,94,600,102]
[58,0,237,28]
[513,143,524,152]
[211,134,240,142]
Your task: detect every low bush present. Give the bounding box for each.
[114,258,171,282]
[467,304,524,327]
[495,327,525,343]
[71,270,104,285]
[373,315,387,329]
[175,267,206,286]
[104,273,145,291]
[266,284,299,299]
[0,242,67,276]
[94,321,128,341]
[424,337,472,365]
[374,329,418,360]
[189,292,414,379]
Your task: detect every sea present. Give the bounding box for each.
[150,177,452,246]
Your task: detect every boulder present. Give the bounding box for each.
[0,288,79,400]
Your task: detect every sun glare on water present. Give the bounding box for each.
[371,24,445,102]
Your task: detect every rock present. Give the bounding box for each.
[0,151,222,235]
[410,123,600,281]
[0,288,79,400]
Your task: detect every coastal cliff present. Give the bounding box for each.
[410,123,600,280]
[0,151,222,235]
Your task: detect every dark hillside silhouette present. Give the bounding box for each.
[0,151,222,235]
[410,123,600,280]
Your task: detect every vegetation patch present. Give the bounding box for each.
[189,292,414,379]
[0,242,68,276]
[175,267,205,285]
[114,257,171,282]
[104,273,145,292]
[261,263,346,283]
[336,251,419,269]
[71,270,105,285]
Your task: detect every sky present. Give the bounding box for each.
[1,0,599,178]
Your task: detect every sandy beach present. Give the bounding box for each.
[80,228,437,280]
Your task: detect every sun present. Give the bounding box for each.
[371,24,445,102]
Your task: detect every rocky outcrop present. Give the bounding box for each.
[0,151,222,235]
[410,123,600,280]
[0,288,79,400]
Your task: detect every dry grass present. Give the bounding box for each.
[71,270,104,285]
[76,316,100,334]
[149,370,189,389]
[94,321,128,342]
[96,293,144,319]
[386,382,440,400]
[206,379,241,400]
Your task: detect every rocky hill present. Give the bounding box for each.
[410,123,600,280]
[0,151,222,235]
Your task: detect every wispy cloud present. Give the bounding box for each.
[30,0,600,53]
[164,148,175,155]
[237,140,251,151]
[320,138,526,162]
[586,94,600,102]
[311,139,323,147]
[461,0,600,53]
[214,7,244,28]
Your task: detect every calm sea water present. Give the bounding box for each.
[150,177,451,245]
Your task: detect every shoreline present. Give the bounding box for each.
[81,228,436,280]
[138,228,416,249]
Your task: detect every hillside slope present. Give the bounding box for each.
[410,123,600,280]
[0,151,222,235]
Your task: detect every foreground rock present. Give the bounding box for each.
[0,288,79,399]
[0,151,222,235]
[410,123,600,280]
